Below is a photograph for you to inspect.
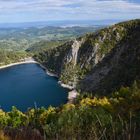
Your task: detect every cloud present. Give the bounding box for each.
[0,0,139,22]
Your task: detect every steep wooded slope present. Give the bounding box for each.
[34,19,140,94]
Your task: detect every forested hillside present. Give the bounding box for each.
[34,19,140,95]
[0,26,101,67]
[0,50,28,66]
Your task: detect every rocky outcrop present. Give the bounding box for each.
[65,39,83,65]
[79,20,140,94]
[34,19,140,95]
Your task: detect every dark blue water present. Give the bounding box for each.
[0,63,68,111]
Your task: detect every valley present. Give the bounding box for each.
[0,19,139,140]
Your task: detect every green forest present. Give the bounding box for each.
[0,50,28,66]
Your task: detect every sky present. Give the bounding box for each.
[0,0,139,23]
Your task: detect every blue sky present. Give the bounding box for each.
[0,0,139,23]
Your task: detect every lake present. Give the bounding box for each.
[0,63,68,111]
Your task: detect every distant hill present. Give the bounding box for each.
[0,26,102,51]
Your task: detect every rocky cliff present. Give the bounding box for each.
[34,19,140,95]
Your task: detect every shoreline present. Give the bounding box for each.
[0,57,38,70]
[0,57,78,102]
[58,81,74,90]
[39,64,78,102]
[58,81,78,102]
[45,69,58,78]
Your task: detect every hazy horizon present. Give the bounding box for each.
[0,19,136,28]
[0,0,139,24]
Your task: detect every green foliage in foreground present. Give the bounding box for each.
[0,82,140,140]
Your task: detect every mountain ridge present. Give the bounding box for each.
[34,19,140,95]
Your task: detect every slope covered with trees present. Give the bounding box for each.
[34,19,140,95]
[0,50,28,66]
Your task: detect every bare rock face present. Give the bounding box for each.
[65,39,84,66]
[79,21,140,94]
